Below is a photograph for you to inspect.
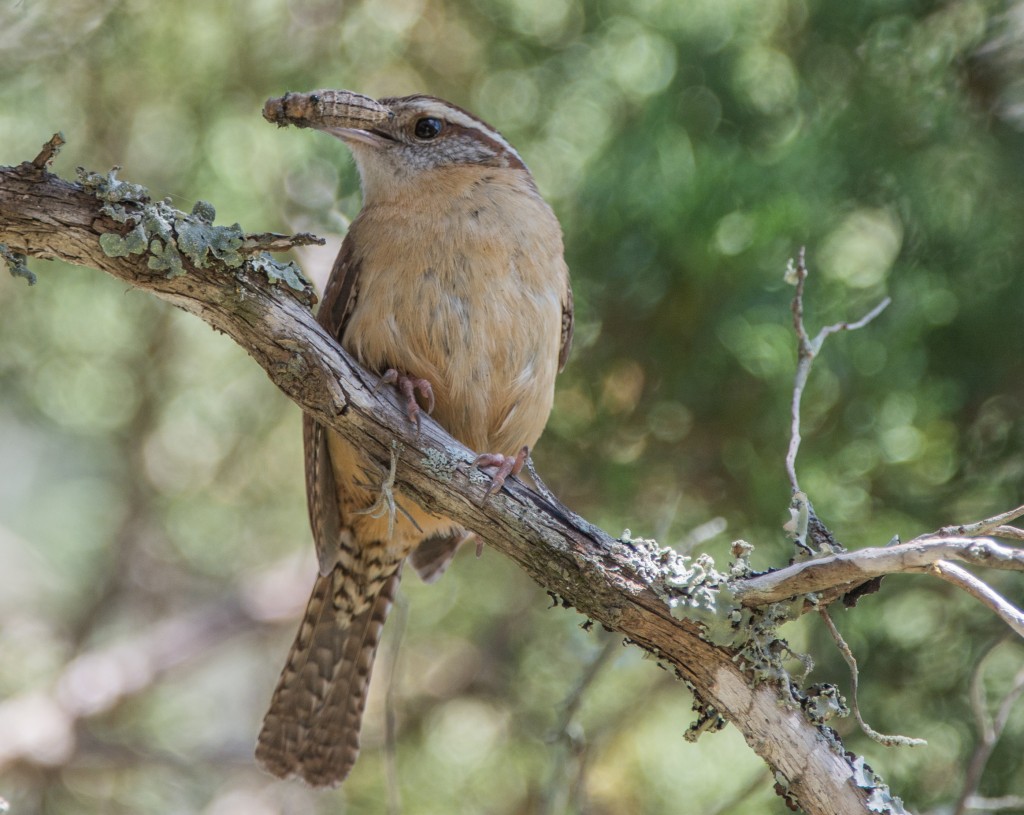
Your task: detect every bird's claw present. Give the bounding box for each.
[377,369,435,429]
[474,445,529,497]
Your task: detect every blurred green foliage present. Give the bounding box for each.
[2,0,1024,813]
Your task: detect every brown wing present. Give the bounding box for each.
[558,278,574,373]
[318,236,361,339]
[409,530,474,583]
[305,237,361,575]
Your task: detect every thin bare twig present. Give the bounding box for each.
[30,132,65,169]
[353,441,420,538]
[963,795,1024,811]
[524,455,561,508]
[553,632,621,738]
[928,562,1024,639]
[784,248,891,493]
[953,642,1024,815]
[540,632,621,815]
[923,503,1024,541]
[241,231,326,253]
[819,609,926,747]
[67,308,175,646]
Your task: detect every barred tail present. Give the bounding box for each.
[256,564,401,787]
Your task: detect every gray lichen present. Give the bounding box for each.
[77,166,149,213]
[773,769,800,811]
[421,447,458,481]
[614,529,724,615]
[600,520,904,810]
[250,252,311,298]
[683,694,727,742]
[79,167,313,301]
[732,599,810,685]
[177,212,244,269]
[1,244,35,285]
[851,756,908,814]
[99,224,148,258]
[801,683,849,725]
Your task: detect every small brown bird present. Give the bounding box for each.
[257,90,573,786]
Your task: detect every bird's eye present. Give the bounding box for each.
[414,117,443,140]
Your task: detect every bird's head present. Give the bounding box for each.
[264,89,530,203]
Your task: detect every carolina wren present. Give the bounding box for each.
[257,90,573,786]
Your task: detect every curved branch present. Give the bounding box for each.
[0,156,883,815]
[733,537,1024,607]
[927,562,1024,639]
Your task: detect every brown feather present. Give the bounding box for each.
[256,566,402,786]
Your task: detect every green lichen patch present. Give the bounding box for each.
[683,696,727,742]
[731,598,809,686]
[612,529,824,721]
[77,167,149,205]
[79,167,314,300]
[177,217,244,269]
[250,253,315,304]
[190,200,217,224]
[1,244,35,285]
[99,224,148,258]
[147,236,185,277]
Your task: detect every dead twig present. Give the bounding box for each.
[241,231,326,253]
[953,642,1024,815]
[927,562,1024,640]
[784,248,890,493]
[819,609,926,747]
[540,631,621,815]
[919,503,1024,542]
[30,132,65,169]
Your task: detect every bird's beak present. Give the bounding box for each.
[263,89,393,147]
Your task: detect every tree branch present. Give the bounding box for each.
[0,151,894,814]
[733,537,1024,605]
[784,248,890,494]
[928,562,1024,639]
[955,643,1024,815]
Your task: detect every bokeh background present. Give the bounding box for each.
[2,1,1024,813]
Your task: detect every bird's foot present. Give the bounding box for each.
[376,369,435,430]
[474,445,529,497]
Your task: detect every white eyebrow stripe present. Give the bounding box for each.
[405,98,525,167]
